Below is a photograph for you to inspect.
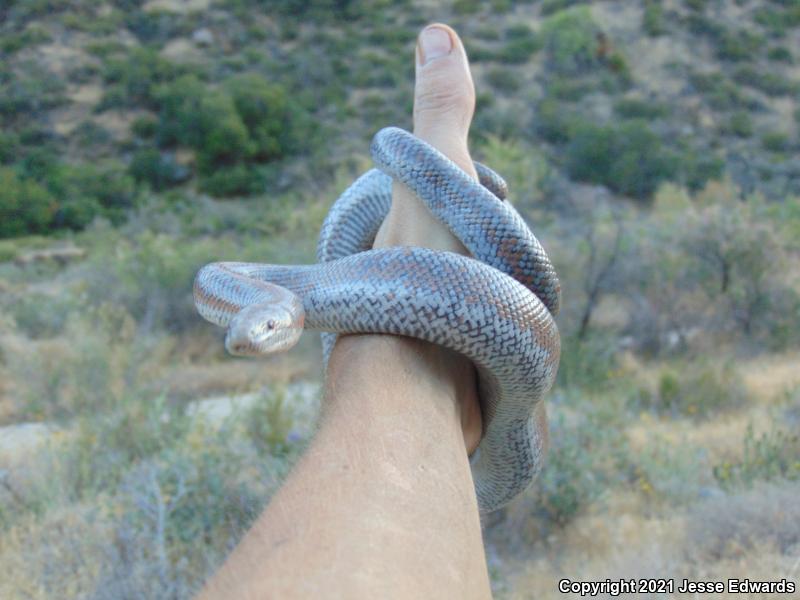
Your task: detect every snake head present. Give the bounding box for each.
[224,300,305,357]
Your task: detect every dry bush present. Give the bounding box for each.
[713,423,800,489]
[487,391,633,551]
[0,386,305,598]
[633,359,748,419]
[686,480,800,562]
[0,506,108,599]
[5,303,174,421]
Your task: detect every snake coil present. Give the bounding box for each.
[194,127,560,512]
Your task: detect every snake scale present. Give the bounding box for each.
[194,127,561,512]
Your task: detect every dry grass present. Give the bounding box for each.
[626,409,775,463]
[0,506,107,600]
[687,481,800,562]
[494,491,687,599]
[494,482,800,600]
[739,351,800,405]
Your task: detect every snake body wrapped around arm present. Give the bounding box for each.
[194,127,560,512]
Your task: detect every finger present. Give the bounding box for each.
[373,24,478,251]
[413,23,476,173]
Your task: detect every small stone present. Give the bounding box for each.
[192,28,214,46]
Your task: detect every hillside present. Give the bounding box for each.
[2,0,799,235]
[1,1,799,598]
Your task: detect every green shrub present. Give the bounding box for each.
[63,162,136,225]
[761,131,791,152]
[491,0,513,12]
[154,74,206,147]
[676,148,724,192]
[689,71,755,110]
[723,111,754,137]
[6,161,138,231]
[6,292,75,338]
[495,25,542,63]
[467,43,500,63]
[0,63,67,122]
[473,134,551,209]
[714,424,800,489]
[85,40,128,58]
[475,25,501,41]
[541,6,599,75]
[686,13,723,36]
[566,120,676,200]
[124,9,183,44]
[453,0,481,14]
[0,25,51,54]
[61,11,122,34]
[71,120,113,150]
[195,91,252,173]
[547,77,595,100]
[614,97,669,119]
[268,0,399,21]
[766,45,793,62]
[514,396,630,529]
[485,68,521,93]
[101,48,183,109]
[83,231,243,333]
[733,65,800,95]
[245,387,294,456]
[754,7,783,30]
[129,148,189,191]
[556,334,617,390]
[132,114,159,139]
[643,0,666,36]
[605,50,631,82]
[0,168,57,237]
[534,98,574,143]
[715,29,763,61]
[200,164,266,197]
[684,0,708,11]
[152,73,309,196]
[0,131,19,163]
[540,0,586,16]
[224,73,306,161]
[645,361,748,419]
[754,5,800,35]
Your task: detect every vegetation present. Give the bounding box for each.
[565,119,677,200]
[714,425,800,489]
[1,1,799,598]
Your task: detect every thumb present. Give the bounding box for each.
[414,24,476,175]
[373,23,478,252]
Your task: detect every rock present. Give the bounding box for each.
[14,246,86,267]
[192,28,214,47]
[0,422,58,459]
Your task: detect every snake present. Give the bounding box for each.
[193,127,561,512]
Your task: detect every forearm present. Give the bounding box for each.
[198,335,491,599]
[197,23,492,599]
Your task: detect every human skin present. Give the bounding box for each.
[197,24,492,600]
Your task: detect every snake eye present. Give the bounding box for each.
[267,319,276,330]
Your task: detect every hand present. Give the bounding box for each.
[198,24,492,600]
[335,24,483,452]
